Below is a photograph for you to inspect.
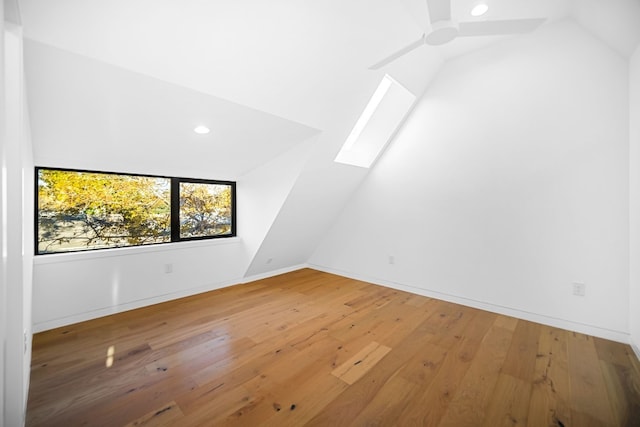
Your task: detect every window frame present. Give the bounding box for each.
[171,177,237,243]
[35,166,237,255]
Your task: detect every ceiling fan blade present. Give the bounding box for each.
[369,35,426,70]
[458,18,546,37]
[426,0,451,24]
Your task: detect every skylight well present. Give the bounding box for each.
[335,75,416,168]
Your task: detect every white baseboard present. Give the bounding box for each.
[308,264,631,344]
[33,264,310,333]
[34,262,634,348]
[32,278,238,333]
[240,264,308,284]
[631,341,640,363]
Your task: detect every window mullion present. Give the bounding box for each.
[170,178,180,242]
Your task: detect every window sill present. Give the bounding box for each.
[33,236,242,265]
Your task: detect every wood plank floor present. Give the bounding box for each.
[26,269,640,426]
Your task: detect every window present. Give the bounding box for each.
[36,167,236,255]
[175,179,234,240]
[334,74,416,168]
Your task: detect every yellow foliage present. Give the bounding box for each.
[38,170,171,252]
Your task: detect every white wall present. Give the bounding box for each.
[630,44,640,356]
[33,238,247,331]
[2,12,34,426]
[245,149,370,276]
[237,135,317,274]
[310,20,631,342]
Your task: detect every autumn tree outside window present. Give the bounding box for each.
[36,167,236,255]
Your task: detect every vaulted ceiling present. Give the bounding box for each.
[17,0,640,275]
[19,0,640,177]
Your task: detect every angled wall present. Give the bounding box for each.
[238,135,317,278]
[244,140,371,276]
[245,65,441,278]
[310,20,631,341]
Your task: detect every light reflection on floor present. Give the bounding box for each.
[106,345,115,368]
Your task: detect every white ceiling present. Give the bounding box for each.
[24,39,320,179]
[18,0,640,123]
[17,0,640,179]
[19,0,415,129]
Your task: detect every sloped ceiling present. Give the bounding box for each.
[572,0,640,58]
[19,0,640,155]
[19,0,422,129]
[24,40,320,179]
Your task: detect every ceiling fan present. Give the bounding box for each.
[369,0,546,69]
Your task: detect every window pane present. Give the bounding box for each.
[37,169,171,254]
[179,182,233,239]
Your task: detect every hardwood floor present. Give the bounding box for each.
[26,269,640,426]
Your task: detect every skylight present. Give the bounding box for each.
[335,75,416,168]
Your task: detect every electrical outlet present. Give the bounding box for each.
[388,255,395,265]
[572,282,586,296]
[24,330,28,354]
[266,258,273,264]
[164,263,173,274]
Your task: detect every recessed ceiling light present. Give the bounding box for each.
[471,3,489,17]
[193,125,210,134]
